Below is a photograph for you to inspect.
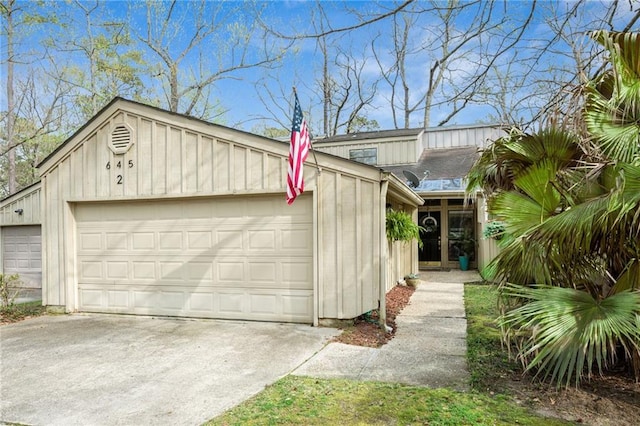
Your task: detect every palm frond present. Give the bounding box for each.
[500,283,640,387]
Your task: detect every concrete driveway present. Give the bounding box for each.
[0,314,339,426]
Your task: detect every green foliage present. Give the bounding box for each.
[346,116,380,133]
[466,30,640,386]
[385,208,424,248]
[482,220,506,240]
[0,273,22,308]
[0,119,65,197]
[0,300,46,323]
[465,283,520,391]
[499,284,640,388]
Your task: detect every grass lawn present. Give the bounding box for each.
[464,283,522,392]
[206,283,570,426]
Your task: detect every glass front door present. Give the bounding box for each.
[418,210,441,268]
[447,210,475,265]
[419,199,476,270]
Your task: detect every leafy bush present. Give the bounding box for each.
[0,273,22,308]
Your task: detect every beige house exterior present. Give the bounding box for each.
[30,98,422,324]
[0,182,43,298]
[314,124,505,272]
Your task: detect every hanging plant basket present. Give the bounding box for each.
[483,220,506,240]
[386,209,424,248]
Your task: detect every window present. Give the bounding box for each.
[349,148,377,165]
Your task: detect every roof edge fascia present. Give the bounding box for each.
[384,172,424,207]
[0,180,42,205]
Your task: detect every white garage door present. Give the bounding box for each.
[1,225,42,290]
[75,196,313,323]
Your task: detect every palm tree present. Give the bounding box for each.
[468,30,640,387]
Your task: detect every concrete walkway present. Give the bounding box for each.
[293,270,482,391]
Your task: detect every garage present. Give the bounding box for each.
[38,98,422,324]
[1,225,42,290]
[75,196,313,322]
[0,182,43,299]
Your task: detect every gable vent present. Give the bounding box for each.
[108,123,135,155]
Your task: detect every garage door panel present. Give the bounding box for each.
[2,225,42,290]
[76,196,313,322]
[106,233,127,250]
[216,230,242,249]
[78,284,313,322]
[79,233,102,250]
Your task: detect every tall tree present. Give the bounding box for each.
[133,0,287,120]
[372,0,536,128]
[1,0,68,196]
[2,0,18,194]
[50,0,146,121]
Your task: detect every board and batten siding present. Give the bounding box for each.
[421,125,503,150]
[0,183,41,226]
[0,183,43,295]
[39,100,392,322]
[317,172,381,319]
[314,138,418,166]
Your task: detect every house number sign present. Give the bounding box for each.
[106,159,134,184]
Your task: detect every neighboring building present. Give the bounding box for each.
[8,97,422,325]
[0,182,43,300]
[314,124,505,271]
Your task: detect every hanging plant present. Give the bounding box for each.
[386,209,424,248]
[483,220,506,240]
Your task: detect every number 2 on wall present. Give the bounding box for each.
[106,160,133,184]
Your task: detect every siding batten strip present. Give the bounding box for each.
[313,184,320,326]
[335,173,343,318]
[355,179,362,314]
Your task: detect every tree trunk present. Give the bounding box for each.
[6,0,16,194]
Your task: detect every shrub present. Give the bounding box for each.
[0,274,22,308]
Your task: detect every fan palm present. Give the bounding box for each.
[468,30,640,386]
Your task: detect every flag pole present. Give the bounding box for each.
[293,87,322,175]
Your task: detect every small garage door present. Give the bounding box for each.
[75,195,313,323]
[1,225,42,290]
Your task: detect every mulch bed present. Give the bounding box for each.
[332,284,415,348]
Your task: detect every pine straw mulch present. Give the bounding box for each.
[331,284,414,348]
[330,283,640,426]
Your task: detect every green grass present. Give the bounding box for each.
[206,283,571,426]
[206,376,567,426]
[465,283,521,391]
[0,300,46,323]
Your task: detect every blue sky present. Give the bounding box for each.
[3,0,640,136]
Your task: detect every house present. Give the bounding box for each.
[314,124,505,271]
[0,97,423,325]
[0,182,43,300]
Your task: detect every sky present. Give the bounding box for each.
[3,0,640,137]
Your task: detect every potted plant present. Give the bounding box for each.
[455,232,475,271]
[403,273,420,287]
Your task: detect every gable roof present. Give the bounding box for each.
[37,97,424,193]
[38,97,288,170]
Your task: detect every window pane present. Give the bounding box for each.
[349,148,377,165]
[447,210,475,262]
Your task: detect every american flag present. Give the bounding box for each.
[286,94,310,205]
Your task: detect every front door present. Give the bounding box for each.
[418,211,441,268]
